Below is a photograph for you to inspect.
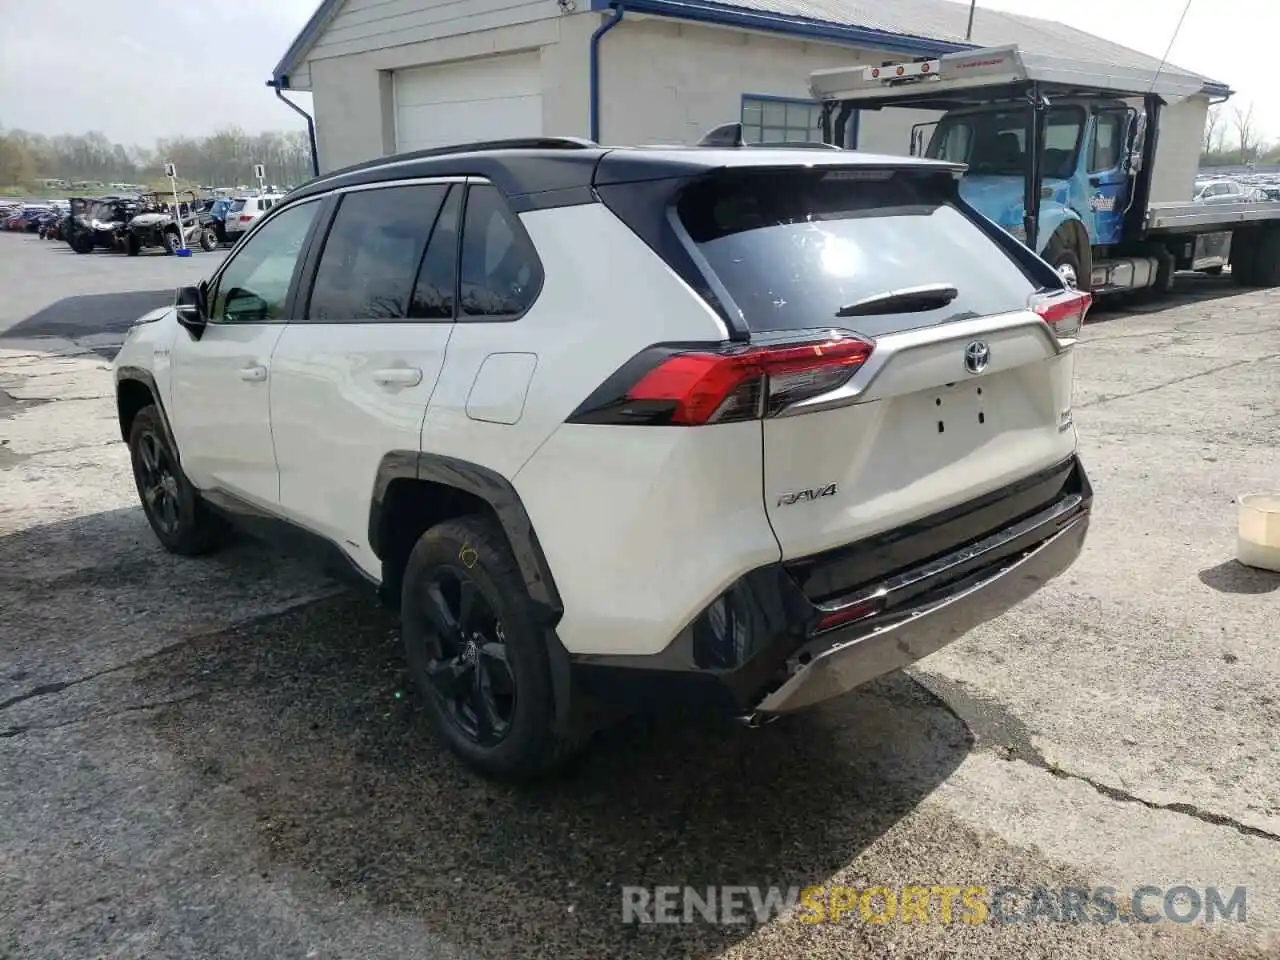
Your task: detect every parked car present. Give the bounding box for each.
[5,205,51,232]
[223,194,285,243]
[1193,179,1267,203]
[111,138,1093,781]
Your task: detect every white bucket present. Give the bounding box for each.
[1237,493,1280,572]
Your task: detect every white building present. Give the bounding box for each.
[271,0,1227,200]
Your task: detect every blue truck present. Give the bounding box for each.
[804,45,1280,295]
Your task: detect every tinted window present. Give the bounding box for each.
[458,184,542,319]
[928,107,1084,179]
[230,199,247,213]
[211,200,320,323]
[677,168,1038,337]
[307,184,449,322]
[409,185,461,320]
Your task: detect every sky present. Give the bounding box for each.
[0,0,1274,146]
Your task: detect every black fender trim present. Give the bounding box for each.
[114,365,180,465]
[369,451,564,622]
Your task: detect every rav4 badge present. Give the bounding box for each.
[777,483,838,507]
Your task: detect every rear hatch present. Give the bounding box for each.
[228,198,252,229]
[673,164,1086,587]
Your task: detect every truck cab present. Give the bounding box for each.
[923,98,1136,272]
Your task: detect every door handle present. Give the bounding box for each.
[238,363,268,382]
[1089,176,1102,187]
[372,367,423,387]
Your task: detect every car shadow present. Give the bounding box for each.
[127,574,970,959]
[1198,558,1280,594]
[5,289,176,341]
[2,506,974,959]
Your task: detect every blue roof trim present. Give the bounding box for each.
[588,0,975,56]
[1201,80,1232,99]
[273,0,345,83]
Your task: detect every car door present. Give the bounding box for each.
[268,179,461,575]
[168,197,323,505]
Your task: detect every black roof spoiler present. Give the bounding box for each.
[696,122,843,150]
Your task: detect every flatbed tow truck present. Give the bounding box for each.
[807,44,1280,294]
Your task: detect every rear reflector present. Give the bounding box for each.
[568,333,875,426]
[1031,289,1091,339]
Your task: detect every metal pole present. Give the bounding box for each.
[966,0,977,40]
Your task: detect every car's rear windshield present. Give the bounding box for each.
[676,167,1039,337]
[230,199,247,212]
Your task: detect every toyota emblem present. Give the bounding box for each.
[964,340,990,375]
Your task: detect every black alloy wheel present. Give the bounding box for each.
[134,428,181,538]
[419,566,516,746]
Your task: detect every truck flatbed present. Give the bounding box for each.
[1146,201,1280,234]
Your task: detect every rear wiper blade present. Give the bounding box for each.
[835,283,959,318]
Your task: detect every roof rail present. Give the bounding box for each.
[314,136,601,184]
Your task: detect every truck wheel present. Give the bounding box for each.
[126,233,140,257]
[163,231,182,255]
[1231,229,1261,285]
[400,515,587,781]
[72,235,93,254]
[1044,230,1091,293]
[199,228,218,252]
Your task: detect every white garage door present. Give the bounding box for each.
[394,53,542,153]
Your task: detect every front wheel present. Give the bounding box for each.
[127,405,222,555]
[199,228,218,252]
[126,233,140,256]
[163,231,182,255]
[401,516,585,781]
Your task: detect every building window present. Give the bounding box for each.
[741,96,823,144]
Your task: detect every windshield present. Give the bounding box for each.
[927,106,1086,180]
[676,167,1039,337]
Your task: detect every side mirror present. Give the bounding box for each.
[175,284,206,339]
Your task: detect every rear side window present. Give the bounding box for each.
[307,184,449,322]
[676,168,1039,337]
[458,184,542,320]
[230,199,247,213]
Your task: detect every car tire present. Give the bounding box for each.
[199,228,218,252]
[163,231,182,255]
[401,515,586,781]
[126,233,140,256]
[72,235,93,254]
[127,405,222,556]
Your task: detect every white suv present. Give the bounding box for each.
[112,137,1093,780]
[223,193,285,242]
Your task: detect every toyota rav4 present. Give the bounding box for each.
[112,137,1093,780]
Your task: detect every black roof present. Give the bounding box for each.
[284,136,959,210]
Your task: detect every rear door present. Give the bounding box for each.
[268,178,461,576]
[675,165,1080,563]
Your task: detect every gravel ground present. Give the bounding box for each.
[1,230,1279,959]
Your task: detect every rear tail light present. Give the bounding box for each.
[567,333,874,426]
[239,215,252,222]
[1031,289,1091,339]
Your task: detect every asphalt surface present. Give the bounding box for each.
[2,229,1279,959]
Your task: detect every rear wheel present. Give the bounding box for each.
[72,234,93,254]
[127,405,222,555]
[401,516,586,780]
[163,231,182,255]
[199,228,218,252]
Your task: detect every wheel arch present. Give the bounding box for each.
[369,451,563,624]
[115,367,179,463]
[1041,214,1093,277]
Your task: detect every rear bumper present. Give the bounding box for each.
[754,508,1087,713]
[569,456,1091,716]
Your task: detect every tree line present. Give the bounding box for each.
[1201,103,1280,166]
[0,126,314,192]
